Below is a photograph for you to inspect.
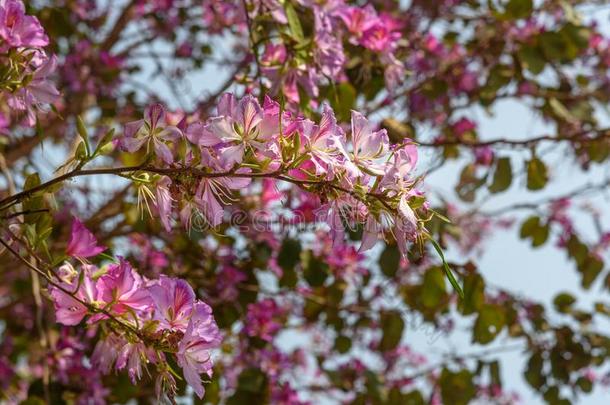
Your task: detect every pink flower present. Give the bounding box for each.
[0,112,9,135]
[91,334,123,374]
[121,104,182,164]
[261,178,282,207]
[361,23,400,53]
[382,53,406,91]
[350,111,390,176]
[314,12,345,79]
[194,164,252,227]
[155,176,174,232]
[299,105,347,179]
[190,94,281,167]
[282,66,319,105]
[0,0,49,49]
[474,146,494,166]
[148,275,195,331]
[7,54,60,127]
[335,5,377,41]
[244,298,284,341]
[50,264,99,326]
[380,143,418,188]
[96,259,153,317]
[394,196,419,256]
[214,265,247,302]
[116,341,158,384]
[258,0,287,24]
[176,301,222,399]
[66,217,106,258]
[452,117,476,137]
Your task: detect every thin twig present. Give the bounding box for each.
[417,129,610,149]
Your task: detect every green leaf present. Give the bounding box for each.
[549,97,576,123]
[75,140,87,160]
[430,239,464,298]
[303,252,329,287]
[460,273,485,315]
[19,398,47,405]
[519,216,549,247]
[421,267,447,308]
[576,376,593,393]
[228,368,269,405]
[76,116,91,156]
[455,163,486,202]
[504,0,533,19]
[303,298,324,321]
[23,172,41,190]
[401,391,425,405]
[277,238,301,288]
[93,128,115,157]
[379,310,404,351]
[553,292,576,313]
[517,45,546,75]
[236,368,267,393]
[579,254,603,289]
[328,82,356,122]
[473,305,506,344]
[334,335,352,354]
[488,157,512,193]
[526,158,548,191]
[439,369,476,405]
[285,2,305,44]
[525,352,545,389]
[379,244,401,278]
[539,31,567,61]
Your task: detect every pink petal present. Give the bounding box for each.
[66,218,106,258]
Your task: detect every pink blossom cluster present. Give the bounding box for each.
[120,93,425,257]
[50,220,222,399]
[259,0,406,104]
[407,34,479,124]
[223,341,310,404]
[0,0,59,130]
[244,298,286,341]
[47,330,110,404]
[62,39,124,97]
[548,198,574,247]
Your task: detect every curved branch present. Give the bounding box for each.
[417,129,610,149]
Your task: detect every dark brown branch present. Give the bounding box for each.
[0,165,396,215]
[480,178,610,217]
[101,0,137,50]
[417,129,610,149]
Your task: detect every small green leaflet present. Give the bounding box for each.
[430,239,464,299]
[285,2,305,44]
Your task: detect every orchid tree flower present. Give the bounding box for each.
[121,104,182,164]
[380,143,419,190]
[0,0,49,49]
[116,340,158,384]
[66,217,106,259]
[96,259,153,317]
[299,105,348,179]
[7,54,60,127]
[176,301,222,399]
[349,110,390,176]
[148,275,196,332]
[50,263,100,325]
[334,5,378,43]
[188,93,281,167]
[155,176,174,232]
[195,166,252,227]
